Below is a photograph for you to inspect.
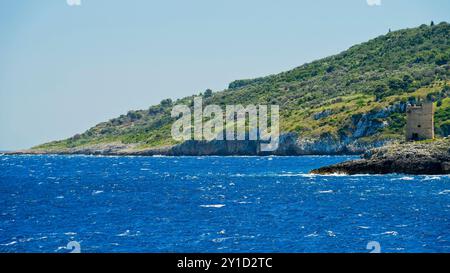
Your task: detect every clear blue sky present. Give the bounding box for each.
[1,0,449,150]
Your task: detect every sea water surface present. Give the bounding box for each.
[0,155,449,253]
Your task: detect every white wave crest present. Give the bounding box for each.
[200,204,225,208]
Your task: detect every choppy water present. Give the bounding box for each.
[0,155,449,253]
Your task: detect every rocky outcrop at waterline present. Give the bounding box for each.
[311,139,450,175]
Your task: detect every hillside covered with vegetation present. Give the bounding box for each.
[34,22,450,153]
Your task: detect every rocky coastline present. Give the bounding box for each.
[6,132,395,156]
[5,100,416,157]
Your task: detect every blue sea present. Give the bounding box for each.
[0,155,449,253]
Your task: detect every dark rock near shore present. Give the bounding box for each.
[311,139,450,175]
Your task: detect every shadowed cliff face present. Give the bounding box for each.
[165,133,393,156]
[166,133,300,156]
[311,139,450,175]
[13,132,392,156]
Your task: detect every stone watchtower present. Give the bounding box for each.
[405,102,434,141]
